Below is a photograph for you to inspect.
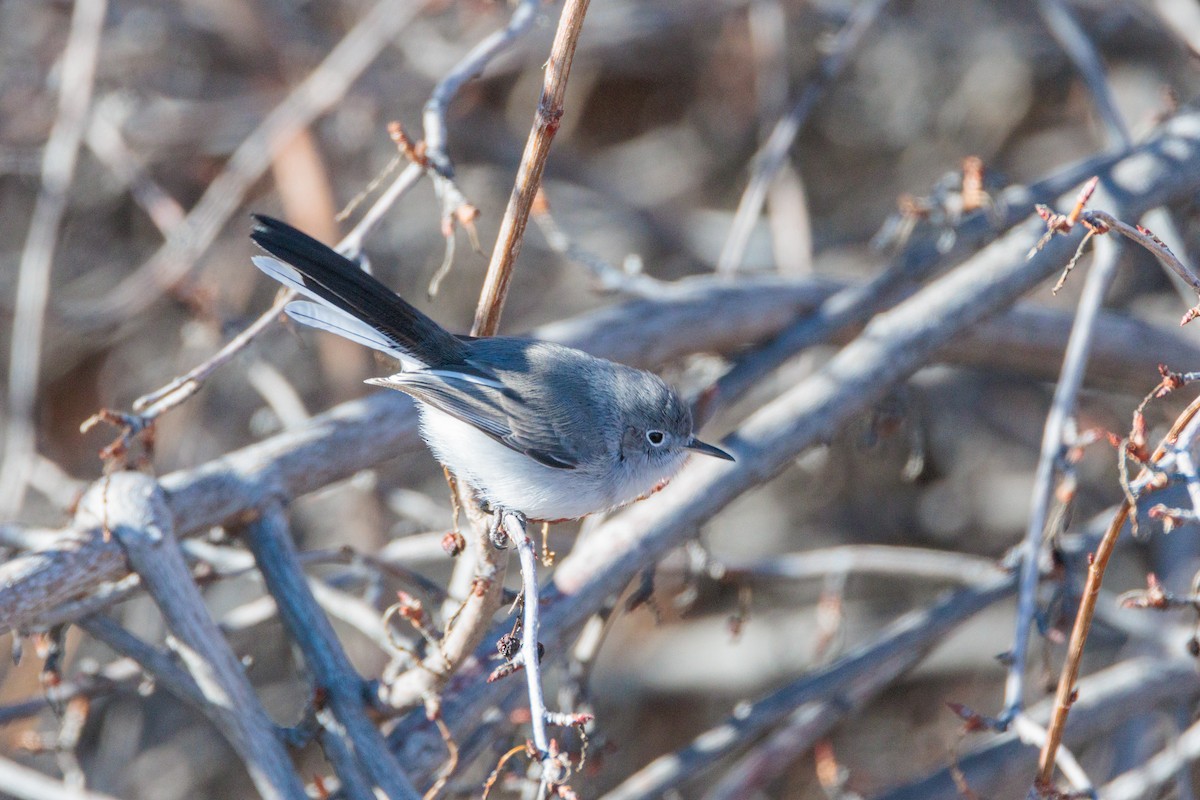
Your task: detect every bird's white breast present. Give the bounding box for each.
[416,405,663,520]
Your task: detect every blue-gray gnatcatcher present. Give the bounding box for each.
[250,216,734,521]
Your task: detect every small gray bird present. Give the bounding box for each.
[250,216,733,521]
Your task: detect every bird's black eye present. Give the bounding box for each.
[646,430,665,446]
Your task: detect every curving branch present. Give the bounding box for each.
[1003,235,1126,719]
[422,0,543,178]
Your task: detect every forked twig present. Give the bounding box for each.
[86,154,427,457]
[1031,177,1200,324]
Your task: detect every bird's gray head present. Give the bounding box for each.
[616,372,734,469]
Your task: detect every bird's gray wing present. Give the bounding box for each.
[389,371,580,470]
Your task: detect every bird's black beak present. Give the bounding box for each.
[686,437,735,461]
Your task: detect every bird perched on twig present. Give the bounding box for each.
[250,215,733,522]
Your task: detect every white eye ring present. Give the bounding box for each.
[646,430,665,446]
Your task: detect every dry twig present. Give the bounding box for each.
[0,0,107,517]
[71,0,425,326]
[1036,391,1200,788]
[716,0,889,275]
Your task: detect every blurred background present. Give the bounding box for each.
[4,0,1200,797]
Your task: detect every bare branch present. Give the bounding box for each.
[77,615,207,712]
[531,188,664,297]
[1035,0,1131,150]
[315,707,380,800]
[713,544,1008,586]
[716,0,889,275]
[1101,712,1200,800]
[704,139,1128,422]
[1037,392,1200,786]
[0,656,142,727]
[878,658,1200,800]
[422,0,542,177]
[508,513,551,758]
[0,754,122,800]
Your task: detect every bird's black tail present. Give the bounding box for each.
[250,215,469,368]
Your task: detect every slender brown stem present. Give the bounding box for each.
[472,0,592,336]
[1036,391,1200,786]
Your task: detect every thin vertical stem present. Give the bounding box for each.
[472,0,592,336]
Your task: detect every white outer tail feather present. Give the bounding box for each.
[284,301,422,367]
[252,254,424,368]
[255,254,506,389]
